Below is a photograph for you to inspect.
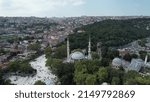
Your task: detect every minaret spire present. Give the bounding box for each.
[67,37,70,62]
[144,55,148,65]
[87,35,92,60]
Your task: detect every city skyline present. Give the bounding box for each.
[0,0,150,17]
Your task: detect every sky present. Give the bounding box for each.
[0,0,150,17]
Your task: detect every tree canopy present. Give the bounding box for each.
[69,18,150,51]
[7,60,36,74]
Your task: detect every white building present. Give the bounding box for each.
[128,59,144,72]
[112,55,148,72]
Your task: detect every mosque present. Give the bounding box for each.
[65,35,149,72]
[66,36,93,63]
[112,55,149,72]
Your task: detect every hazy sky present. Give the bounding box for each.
[0,0,150,17]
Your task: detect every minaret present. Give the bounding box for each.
[67,37,70,62]
[144,55,148,65]
[87,35,92,60]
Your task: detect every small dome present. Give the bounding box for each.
[112,58,122,67]
[70,51,85,60]
[101,82,108,85]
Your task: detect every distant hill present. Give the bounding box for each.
[69,18,150,51]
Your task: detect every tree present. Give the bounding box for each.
[139,51,150,61]
[53,45,67,59]
[74,60,102,85]
[107,49,119,60]
[34,80,46,85]
[123,53,132,62]
[101,46,109,58]
[92,52,100,59]
[46,57,54,68]
[50,59,63,75]
[111,77,120,85]
[97,67,108,84]
[138,39,147,47]
[131,53,138,59]
[124,70,140,85]
[8,61,20,72]
[8,60,36,74]
[47,58,75,85]
[74,72,87,85]
[85,74,97,85]
[0,69,4,85]
[74,61,89,84]
[101,58,110,67]
[45,47,52,58]
[60,63,75,85]
[20,62,36,74]
[28,43,41,52]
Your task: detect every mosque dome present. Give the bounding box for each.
[112,57,122,67]
[70,51,85,60]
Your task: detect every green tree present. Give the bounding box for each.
[138,39,147,47]
[0,69,4,85]
[85,74,97,85]
[8,60,35,74]
[131,53,138,59]
[53,45,67,59]
[20,62,35,74]
[45,47,52,58]
[74,72,87,85]
[28,43,41,52]
[59,63,75,85]
[50,59,63,75]
[47,58,75,85]
[111,77,120,85]
[34,80,46,85]
[92,52,100,59]
[107,49,119,60]
[139,51,150,61]
[97,67,108,84]
[46,57,54,68]
[101,58,110,67]
[124,71,140,85]
[74,61,88,84]
[74,60,101,85]
[8,61,20,72]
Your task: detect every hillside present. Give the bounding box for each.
[69,18,150,51]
